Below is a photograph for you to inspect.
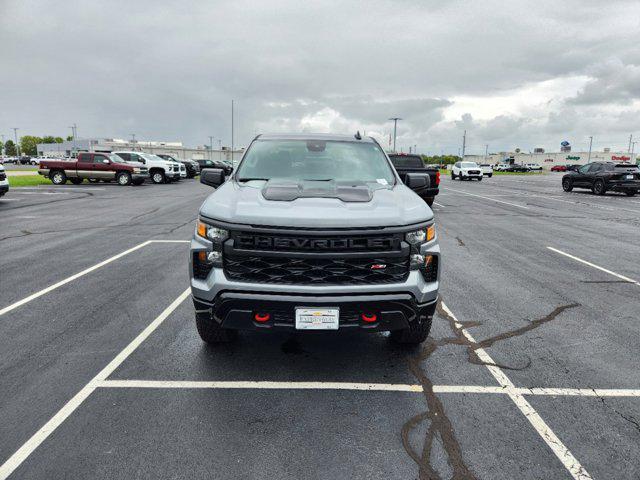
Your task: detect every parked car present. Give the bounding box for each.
[479,164,493,177]
[451,161,482,180]
[0,164,8,197]
[494,163,510,172]
[158,154,200,178]
[388,153,440,206]
[565,164,581,172]
[506,164,530,173]
[38,153,149,185]
[562,162,640,196]
[524,163,542,171]
[191,133,438,345]
[550,165,567,172]
[196,159,234,176]
[112,151,181,184]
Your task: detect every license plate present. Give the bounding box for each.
[626,175,634,180]
[295,308,339,330]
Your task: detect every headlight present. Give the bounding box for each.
[196,221,229,243]
[133,168,141,173]
[405,224,435,245]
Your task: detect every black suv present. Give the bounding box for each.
[562,162,640,196]
[157,154,200,178]
[196,159,233,175]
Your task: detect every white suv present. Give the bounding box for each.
[0,164,8,197]
[479,164,493,178]
[112,151,182,184]
[452,161,483,181]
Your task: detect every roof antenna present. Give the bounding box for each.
[354,131,362,140]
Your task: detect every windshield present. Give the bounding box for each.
[461,162,478,168]
[236,139,395,183]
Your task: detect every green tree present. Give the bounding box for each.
[20,136,43,156]
[55,137,64,143]
[41,136,57,144]
[0,140,3,155]
[5,140,17,156]
[66,135,73,141]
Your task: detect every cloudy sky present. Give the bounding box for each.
[1,0,639,154]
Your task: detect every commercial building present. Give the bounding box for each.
[36,138,244,163]
[464,151,638,169]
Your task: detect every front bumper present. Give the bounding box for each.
[608,181,640,192]
[167,172,181,180]
[460,171,482,177]
[193,292,437,332]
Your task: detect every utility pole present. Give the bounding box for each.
[588,136,593,163]
[631,141,637,165]
[231,100,235,166]
[130,133,136,143]
[484,144,489,162]
[461,130,466,160]
[218,139,222,161]
[208,136,214,161]
[628,134,633,153]
[13,128,20,157]
[388,118,401,152]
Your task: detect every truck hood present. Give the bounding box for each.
[199,179,433,228]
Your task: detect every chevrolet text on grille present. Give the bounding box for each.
[235,235,400,250]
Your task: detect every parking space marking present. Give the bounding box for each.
[96,381,640,397]
[0,240,190,317]
[433,202,446,208]
[14,187,105,191]
[445,187,530,210]
[0,288,191,480]
[547,246,639,286]
[440,302,592,480]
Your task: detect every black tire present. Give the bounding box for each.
[488,173,492,178]
[425,197,434,206]
[116,171,132,186]
[50,170,67,185]
[70,178,83,185]
[625,190,636,197]
[593,179,606,196]
[151,170,166,184]
[132,178,145,186]
[562,178,573,192]
[195,315,238,344]
[390,317,432,345]
[451,172,456,180]
[478,177,482,181]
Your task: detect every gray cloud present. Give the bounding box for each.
[1,0,639,153]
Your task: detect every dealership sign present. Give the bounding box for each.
[566,156,580,160]
[612,155,630,161]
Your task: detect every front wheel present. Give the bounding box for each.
[50,170,67,185]
[562,178,573,192]
[478,177,482,181]
[451,173,456,180]
[390,317,432,345]
[195,315,238,344]
[151,171,166,184]
[117,171,132,186]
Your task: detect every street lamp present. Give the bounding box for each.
[209,136,214,161]
[12,128,20,157]
[388,117,402,152]
[587,136,593,163]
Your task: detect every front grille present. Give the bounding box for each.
[467,170,480,174]
[224,254,409,285]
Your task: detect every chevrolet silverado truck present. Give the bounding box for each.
[38,153,148,185]
[388,153,440,206]
[190,133,440,345]
[112,151,182,184]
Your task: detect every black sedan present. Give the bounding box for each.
[562,162,640,196]
[196,159,233,176]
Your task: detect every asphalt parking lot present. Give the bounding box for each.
[1,174,639,479]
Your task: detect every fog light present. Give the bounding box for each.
[361,313,377,323]
[254,312,270,323]
[207,251,222,263]
[410,254,425,269]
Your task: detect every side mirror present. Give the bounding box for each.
[405,172,430,192]
[200,168,225,188]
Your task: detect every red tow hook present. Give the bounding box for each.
[361,313,377,323]
[254,312,270,323]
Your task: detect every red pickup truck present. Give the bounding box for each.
[39,152,149,186]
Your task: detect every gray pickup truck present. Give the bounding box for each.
[190,133,440,345]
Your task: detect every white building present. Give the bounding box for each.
[464,151,638,170]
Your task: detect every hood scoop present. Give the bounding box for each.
[261,179,373,202]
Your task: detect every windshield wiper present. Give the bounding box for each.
[303,178,333,181]
[237,177,269,182]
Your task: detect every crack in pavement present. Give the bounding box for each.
[597,396,640,435]
[455,237,465,247]
[401,300,579,479]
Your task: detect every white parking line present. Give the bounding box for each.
[433,202,445,208]
[445,187,530,210]
[547,246,639,286]
[440,302,592,480]
[0,288,191,480]
[96,380,640,397]
[0,240,190,317]
[15,187,105,191]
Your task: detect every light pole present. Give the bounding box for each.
[209,136,213,161]
[461,130,466,160]
[484,144,489,162]
[13,128,20,157]
[631,141,637,165]
[231,100,235,166]
[388,118,401,152]
[218,139,222,161]
[628,134,633,153]
[587,136,593,163]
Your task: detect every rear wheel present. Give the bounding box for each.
[451,172,456,180]
[116,171,132,186]
[562,177,573,192]
[390,317,432,345]
[195,315,238,344]
[50,170,67,185]
[593,179,606,195]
